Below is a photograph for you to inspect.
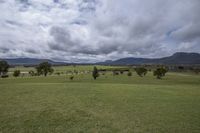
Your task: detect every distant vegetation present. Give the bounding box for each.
[0,60,200,79]
[127,71,132,76]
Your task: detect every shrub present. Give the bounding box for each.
[69,75,74,80]
[13,70,21,77]
[120,71,124,74]
[29,70,36,76]
[1,75,9,78]
[178,66,184,71]
[55,72,61,76]
[113,71,119,76]
[193,68,200,74]
[127,71,132,76]
[135,67,147,77]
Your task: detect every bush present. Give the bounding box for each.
[135,67,147,77]
[102,72,106,75]
[120,71,124,74]
[1,75,9,78]
[193,68,200,74]
[178,66,184,71]
[29,70,36,76]
[153,67,168,79]
[55,72,61,76]
[113,71,119,76]
[69,75,74,80]
[13,70,21,77]
[127,71,132,76]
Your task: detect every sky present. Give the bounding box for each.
[0,0,200,63]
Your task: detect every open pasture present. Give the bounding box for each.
[0,65,200,133]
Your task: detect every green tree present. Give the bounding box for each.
[0,60,9,77]
[135,67,147,77]
[36,62,54,76]
[92,66,99,80]
[13,70,21,77]
[153,67,168,79]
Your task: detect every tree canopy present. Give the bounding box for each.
[36,62,54,76]
[135,67,148,77]
[92,66,99,80]
[153,67,168,79]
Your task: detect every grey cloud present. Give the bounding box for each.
[25,48,39,54]
[0,47,9,53]
[171,23,200,42]
[50,26,71,45]
[5,20,23,27]
[48,26,79,52]
[78,0,97,12]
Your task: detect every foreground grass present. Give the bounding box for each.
[0,72,200,133]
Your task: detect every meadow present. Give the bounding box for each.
[0,65,200,133]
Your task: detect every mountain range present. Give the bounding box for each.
[1,52,200,65]
[98,52,200,65]
[0,58,65,66]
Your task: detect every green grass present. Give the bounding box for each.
[0,66,200,133]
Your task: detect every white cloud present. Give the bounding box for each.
[0,0,200,62]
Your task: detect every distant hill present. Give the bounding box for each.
[0,58,66,65]
[1,52,200,65]
[98,52,200,65]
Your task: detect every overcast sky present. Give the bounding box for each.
[0,0,200,62]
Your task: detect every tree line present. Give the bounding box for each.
[0,61,53,78]
[92,66,168,80]
[0,60,199,79]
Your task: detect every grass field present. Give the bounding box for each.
[0,66,200,133]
